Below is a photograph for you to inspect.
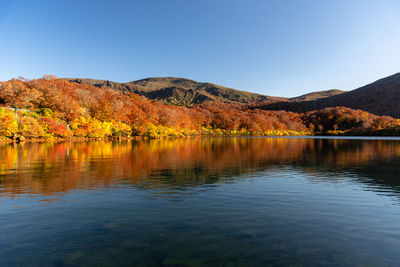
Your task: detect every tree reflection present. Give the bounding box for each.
[0,137,400,196]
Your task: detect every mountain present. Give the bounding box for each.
[67,77,285,106]
[256,73,400,118]
[314,73,400,117]
[68,73,400,118]
[290,89,345,102]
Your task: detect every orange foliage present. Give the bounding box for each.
[0,108,18,137]
[18,116,45,138]
[1,77,400,140]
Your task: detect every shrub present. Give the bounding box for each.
[18,116,45,138]
[0,108,18,137]
[70,116,90,137]
[112,121,132,136]
[40,117,72,137]
[37,108,54,118]
[70,117,108,138]
[87,119,106,138]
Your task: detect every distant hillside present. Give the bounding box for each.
[67,77,285,106]
[290,89,345,102]
[315,73,400,117]
[256,73,400,118]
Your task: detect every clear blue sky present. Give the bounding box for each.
[1,0,399,97]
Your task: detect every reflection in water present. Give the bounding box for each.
[1,137,400,196]
[1,137,400,266]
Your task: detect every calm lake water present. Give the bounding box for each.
[1,137,400,266]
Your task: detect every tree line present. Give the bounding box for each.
[0,77,399,141]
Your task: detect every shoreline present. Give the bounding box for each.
[0,136,147,144]
[2,133,400,144]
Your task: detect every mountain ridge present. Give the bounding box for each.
[67,77,286,106]
[67,72,400,117]
[66,77,338,106]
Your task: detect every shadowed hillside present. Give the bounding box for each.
[315,73,400,117]
[257,73,400,118]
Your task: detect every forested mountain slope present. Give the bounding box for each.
[67,77,284,106]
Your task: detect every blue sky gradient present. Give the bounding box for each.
[0,0,399,97]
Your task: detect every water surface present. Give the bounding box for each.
[1,137,400,266]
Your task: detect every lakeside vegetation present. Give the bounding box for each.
[1,76,400,142]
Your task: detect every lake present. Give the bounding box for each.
[1,137,400,266]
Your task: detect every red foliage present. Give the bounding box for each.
[1,78,400,138]
[40,117,71,137]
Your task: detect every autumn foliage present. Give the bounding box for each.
[0,108,18,137]
[0,76,399,141]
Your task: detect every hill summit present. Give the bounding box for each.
[67,77,283,106]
